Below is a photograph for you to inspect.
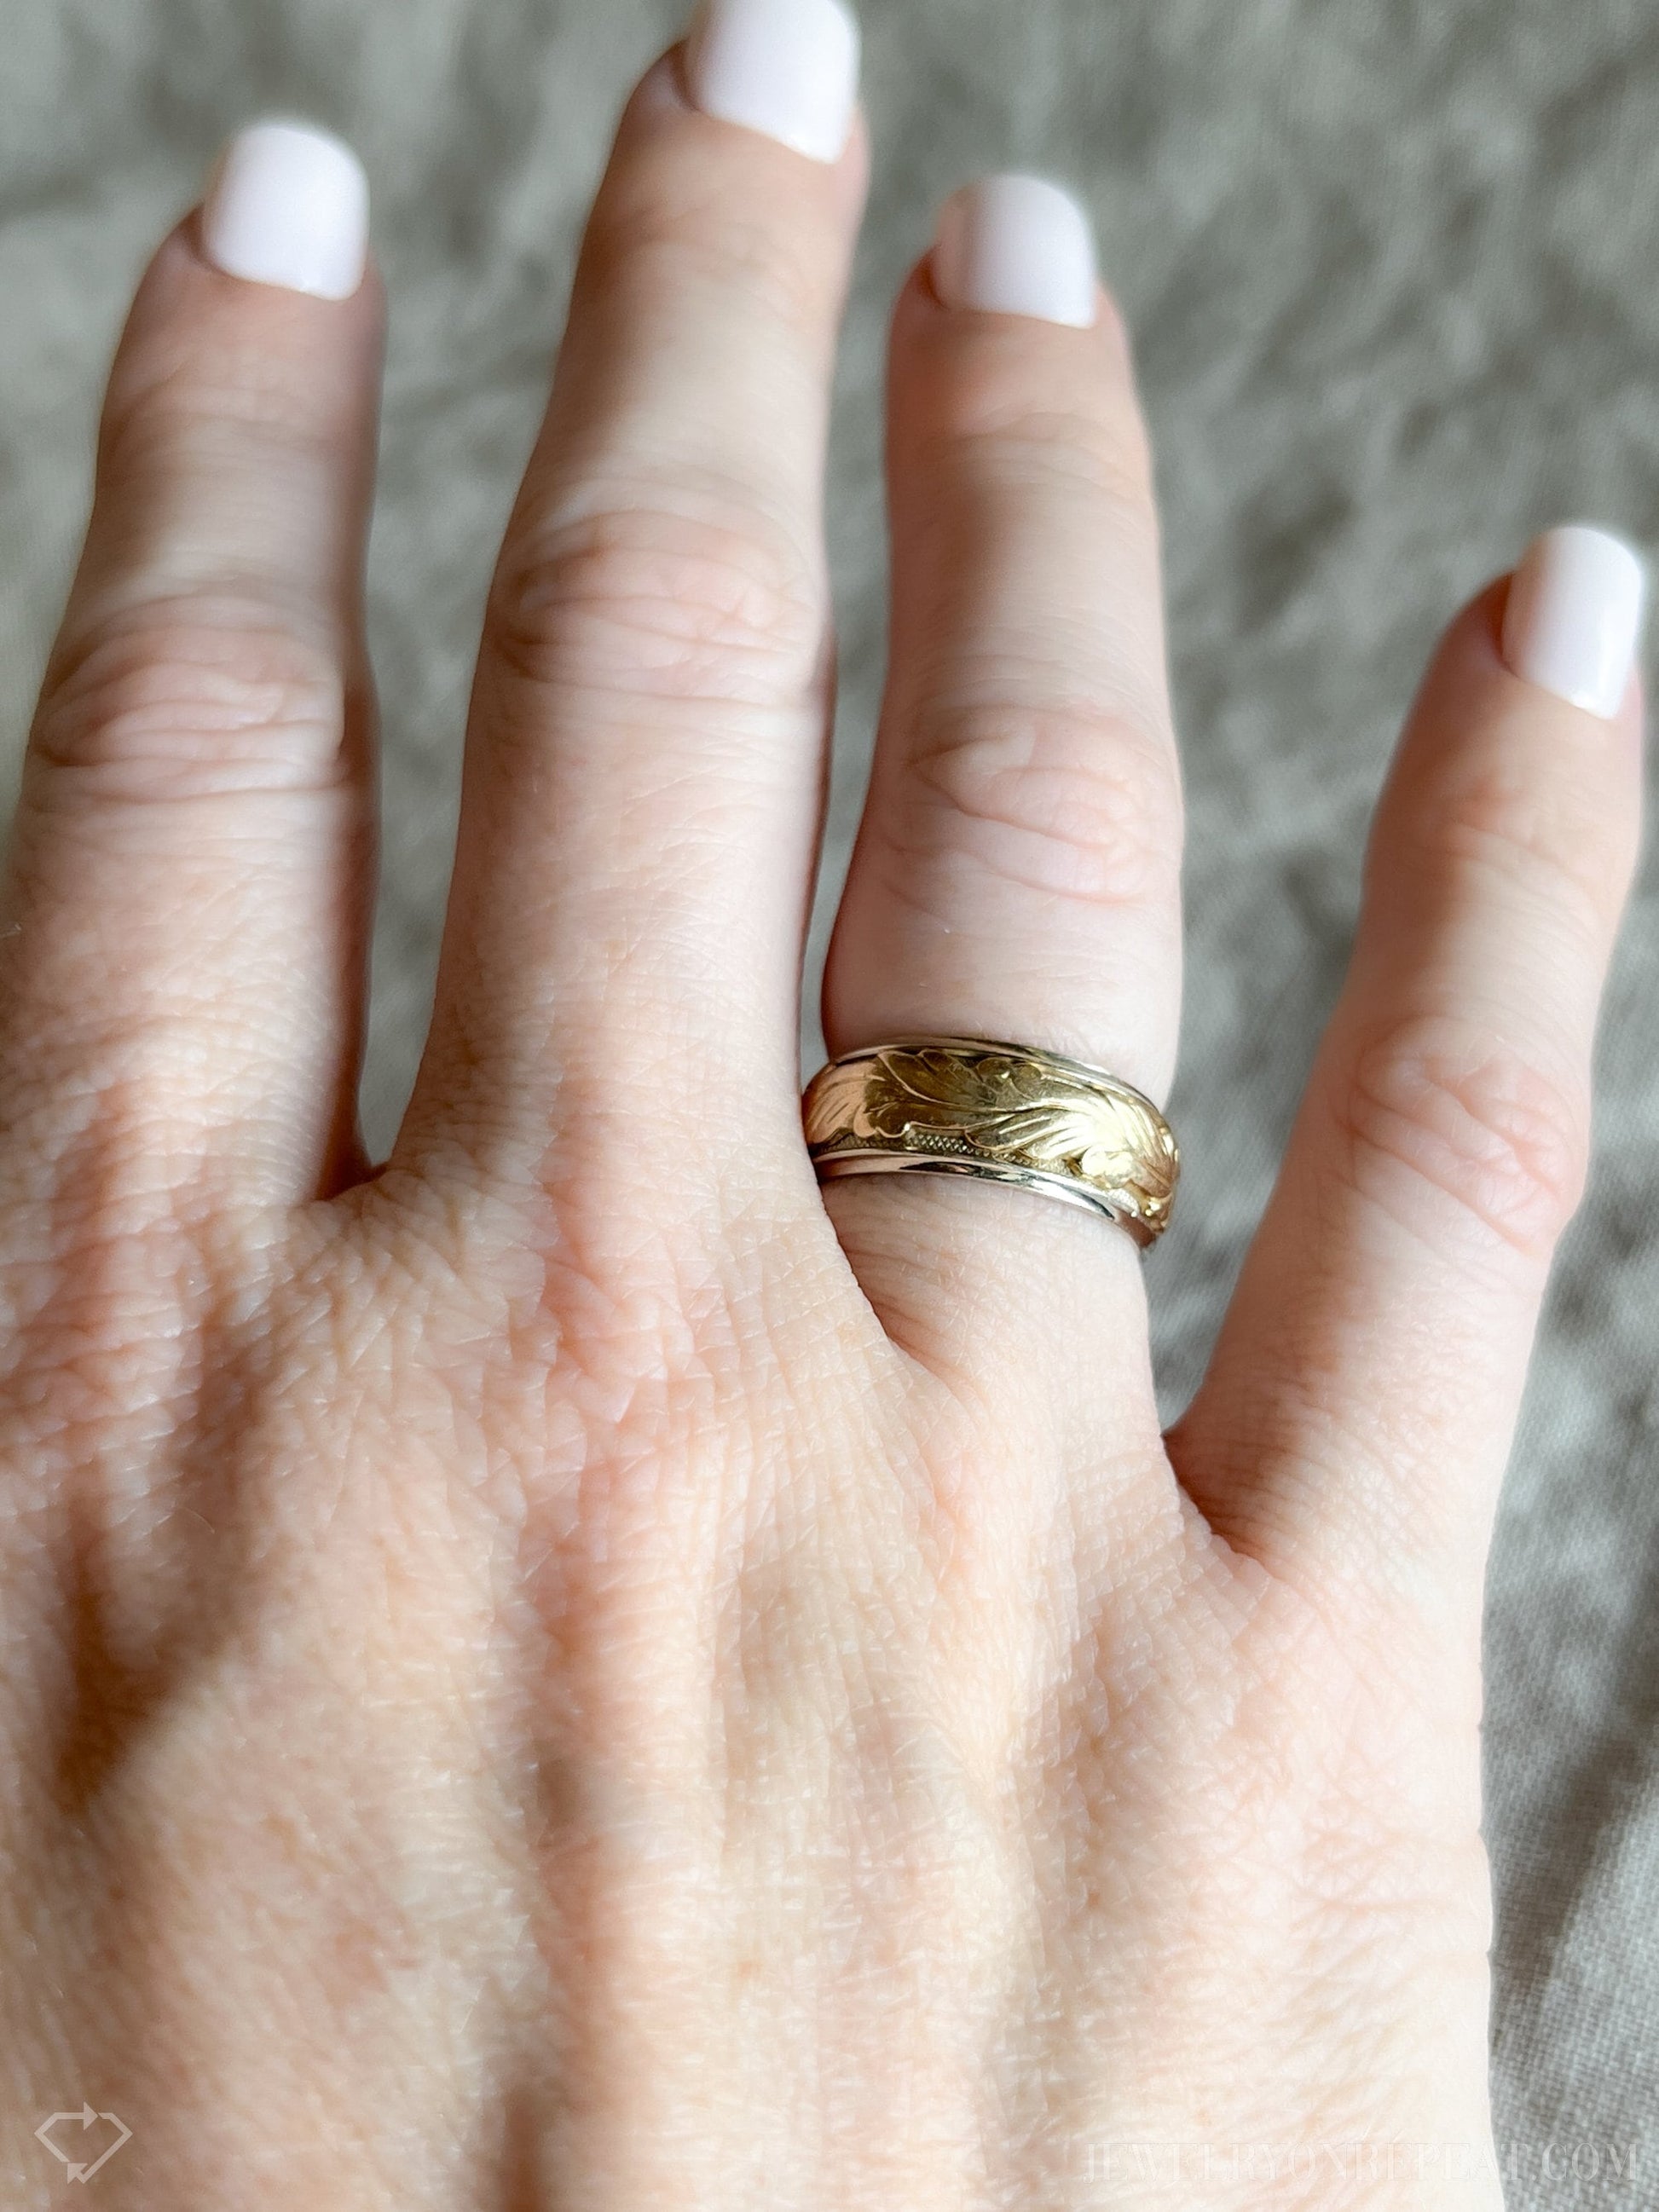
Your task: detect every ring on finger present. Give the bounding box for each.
[804,1037,1179,1247]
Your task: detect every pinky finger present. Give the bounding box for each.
[1171,526,1646,1589]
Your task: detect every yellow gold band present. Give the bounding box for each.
[803,1037,1179,1249]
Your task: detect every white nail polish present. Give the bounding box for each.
[685,0,860,165]
[1501,524,1647,719]
[932,174,1099,329]
[200,120,369,302]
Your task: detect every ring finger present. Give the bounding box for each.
[823,177,1183,1394]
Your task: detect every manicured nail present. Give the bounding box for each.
[685,0,860,165]
[932,174,1099,329]
[200,120,369,302]
[1501,524,1646,719]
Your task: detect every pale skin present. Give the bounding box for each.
[0,45,1642,2212]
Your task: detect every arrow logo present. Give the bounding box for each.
[35,2105,132,2184]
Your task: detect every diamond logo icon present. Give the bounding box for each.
[35,2105,132,2184]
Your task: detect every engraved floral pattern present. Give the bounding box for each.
[804,1042,1178,1237]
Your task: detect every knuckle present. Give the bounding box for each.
[983,410,1155,515]
[922,385,1157,523]
[33,597,347,804]
[488,500,824,705]
[582,184,833,336]
[101,356,332,494]
[1412,754,1635,942]
[1335,1014,1590,1259]
[896,699,1182,909]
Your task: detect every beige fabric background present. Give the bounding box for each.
[2,0,1655,2198]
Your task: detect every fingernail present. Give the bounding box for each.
[200,120,369,302]
[1501,524,1647,719]
[932,174,1099,329]
[685,0,860,165]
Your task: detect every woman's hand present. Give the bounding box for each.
[0,4,1644,2203]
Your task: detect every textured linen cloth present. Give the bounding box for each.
[1,0,1655,2199]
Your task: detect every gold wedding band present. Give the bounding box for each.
[803,1037,1179,1248]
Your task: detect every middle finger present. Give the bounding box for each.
[401,0,864,1207]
